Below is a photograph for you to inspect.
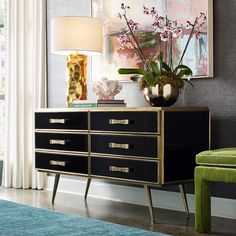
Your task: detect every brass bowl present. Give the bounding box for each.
[143,84,179,107]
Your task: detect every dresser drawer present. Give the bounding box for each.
[91,157,158,183]
[91,134,158,158]
[35,152,88,174]
[35,112,88,130]
[90,111,159,133]
[35,133,88,152]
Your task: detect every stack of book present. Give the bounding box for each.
[69,99,126,108]
[97,99,126,107]
[70,100,97,108]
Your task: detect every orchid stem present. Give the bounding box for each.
[123,14,150,71]
[178,17,197,67]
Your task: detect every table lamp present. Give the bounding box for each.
[51,16,103,106]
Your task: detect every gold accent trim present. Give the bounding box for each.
[35,129,89,134]
[50,160,66,166]
[90,153,159,162]
[35,107,209,113]
[109,142,129,150]
[109,119,129,125]
[90,131,159,136]
[159,110,165,185]
[90,174,158,185]
[109,166,129,173]
[88,111,91,175]
[36,168,89,177]
[49,139,67,145]
[35,149,88,157]
[49,118,67,124]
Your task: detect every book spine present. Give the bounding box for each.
[70,103,97,108]
[97,100,125,104]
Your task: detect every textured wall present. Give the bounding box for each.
[47,0,236,198]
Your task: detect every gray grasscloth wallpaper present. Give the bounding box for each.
[47,0,236,199]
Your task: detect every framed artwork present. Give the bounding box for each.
[91,0,213,81]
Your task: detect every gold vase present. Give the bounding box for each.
[143,83,179,107]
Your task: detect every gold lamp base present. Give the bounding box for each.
[66,54,87,106]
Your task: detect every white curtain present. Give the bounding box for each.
[4,0,47,189]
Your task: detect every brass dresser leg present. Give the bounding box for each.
[144,185,156,223]
[179,184,190,218]
[52,173,60,204]
[84,178,91,200]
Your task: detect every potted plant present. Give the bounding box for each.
[117,3,207,106]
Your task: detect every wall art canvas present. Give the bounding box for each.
[91,0,213,81]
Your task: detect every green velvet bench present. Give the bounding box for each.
[195,148,236,233]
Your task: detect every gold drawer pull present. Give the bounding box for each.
[109,142,130,149]
[109,166,129,173]
[49,118,67,124]
[50,160,66,166]
[49,139,67,145]
[109,119,129,125]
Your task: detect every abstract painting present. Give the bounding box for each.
[91,0,213,81]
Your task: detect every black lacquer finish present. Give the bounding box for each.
[35,152,88,174]
[91,157,158,183]
[35,133,88,152]
[35,112,88,130]
[90,111,158,133]
[163,111,210,182]
[91,134,158,158]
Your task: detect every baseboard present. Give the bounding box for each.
[46,175,236,219]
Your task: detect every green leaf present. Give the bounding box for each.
[158,52,163,74]
[177,68,192,79]
[118,68,145,75]
[150,61,160,76]
[173,65,192,76]
[130,74,144,82]
[144,71,155,86]
[162,62,172,72]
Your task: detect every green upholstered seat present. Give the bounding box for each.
[196,148,236,166]
[195,148,236,233]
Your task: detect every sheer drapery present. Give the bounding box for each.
[4,0,47,189]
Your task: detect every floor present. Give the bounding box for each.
[0,187,235,236]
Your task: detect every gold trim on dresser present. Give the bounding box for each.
[35,107,210,223]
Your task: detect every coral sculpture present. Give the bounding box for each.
[92,78,122,100]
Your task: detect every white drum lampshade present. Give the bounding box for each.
[51,16,103,105]
[51,16,103,55]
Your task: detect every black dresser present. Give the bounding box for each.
[35,107,210,222]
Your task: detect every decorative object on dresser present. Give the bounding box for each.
[51,16,103,106]
[92,77,122,100]
[97,99,126,107]
[35,107,210,223]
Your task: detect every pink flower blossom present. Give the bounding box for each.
[150,7,157,16]
[143,6,149,15]
[160,31,169,41]
[117,33,129,48]
[152,16,165,33]
[128,19,139,31]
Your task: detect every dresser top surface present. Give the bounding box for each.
[35,107,209,113]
